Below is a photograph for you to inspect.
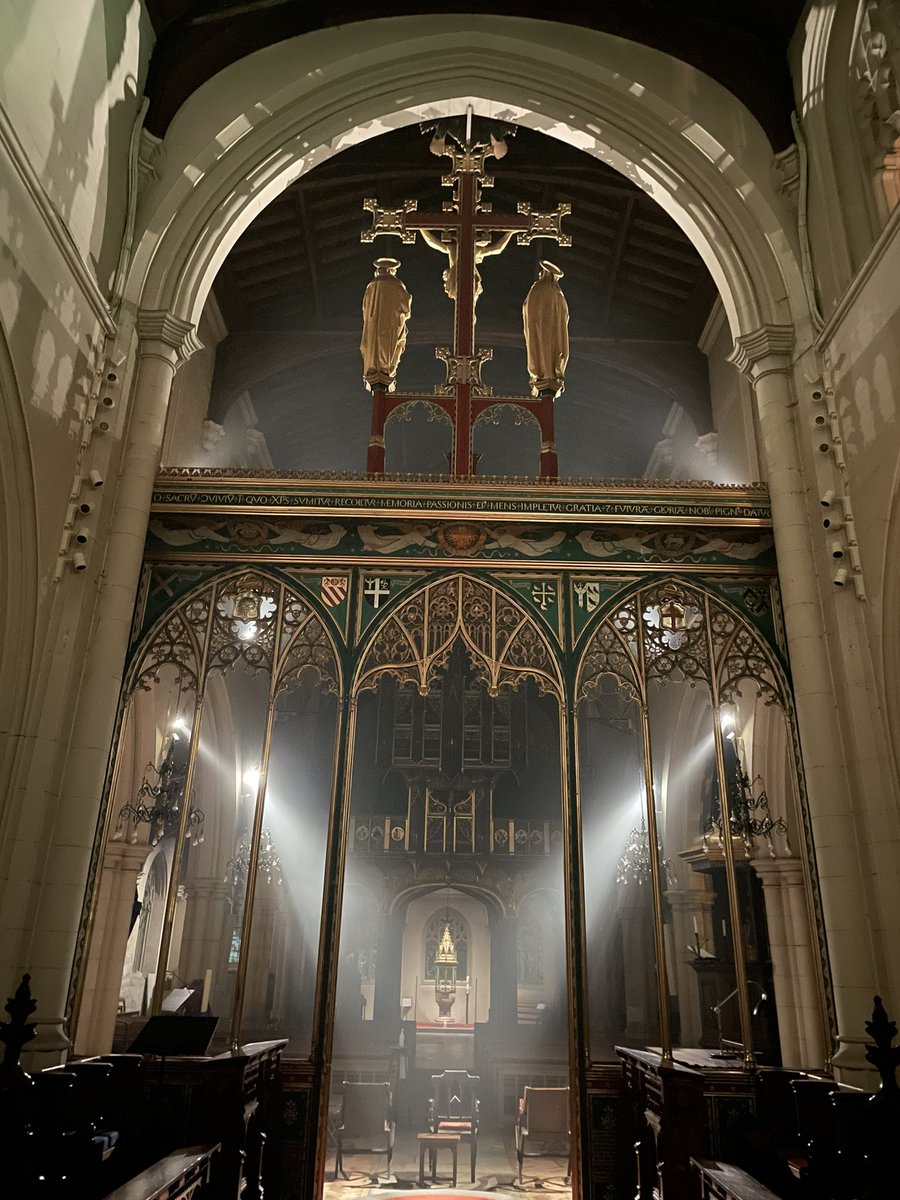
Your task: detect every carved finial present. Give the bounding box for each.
[436,924,457,964]
[0,974,37,1068]
[865,995,900,1098]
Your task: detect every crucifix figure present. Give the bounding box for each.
[419,227,515,305]
[361,118,571,477]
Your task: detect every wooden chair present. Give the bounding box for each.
[334,1081,395,1180]
[428,1069,480,1183]
[515,1085,572,1185]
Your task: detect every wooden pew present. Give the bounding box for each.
[693,1158,784,1200]
[88,1039,286,1199]
[27,1066,123,1195]
[102,1144,219,1200]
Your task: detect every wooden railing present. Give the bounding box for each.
[620,997,900,1200]
[347,813,563,855]
[102,1144,219,1200]
[0,975,286,1198]
[693,1159,781,1200]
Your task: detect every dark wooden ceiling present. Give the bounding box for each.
[209,121,718,477]
[144,1,805,149]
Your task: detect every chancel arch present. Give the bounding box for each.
[127,18,804,341]
[83,21,871,1098]
[18,12,880,1198]
[0,320,40,896]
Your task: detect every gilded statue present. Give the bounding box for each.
[420,228,514,305]
[523,260,569,397]
[360,257,412,392]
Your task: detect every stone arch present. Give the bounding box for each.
[0,319,39,837]
[792,1,886,306]
[389,882,507,920]
[125,15,806,348]
[881,453,900,780]
[422,905,470,980]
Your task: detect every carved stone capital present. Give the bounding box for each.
[727,324,794,381]
[695,431,719,462]
[750,857,805,887]
[201,419,226,451]
[137,309,204,368]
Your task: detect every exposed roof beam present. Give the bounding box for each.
[293,186,323,324]
[600,196,635,324]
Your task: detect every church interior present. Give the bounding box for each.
[2,3,900,1200]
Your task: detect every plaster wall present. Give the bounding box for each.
[0,0,152,1026]
[816,216,900,896]
[822,217,900,711]
[702,302,762,484]
[0,0,152,288]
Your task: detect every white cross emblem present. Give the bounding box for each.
[364,577,391,609]
[530,582,556,611]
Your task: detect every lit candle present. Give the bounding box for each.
[692,916,699,936]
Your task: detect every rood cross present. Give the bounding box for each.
[362,129,570,477]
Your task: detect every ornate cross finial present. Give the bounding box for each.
[0,973,37,1069]
[865,994,900,1096]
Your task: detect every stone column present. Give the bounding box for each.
[729,326,875,1080]
[617,885,657,1044]
[373,909,403,1027]
[665,888,715,1047]
[753,858,825,1069]
[489,914,518,1027]
[23,312,201,1068]
[74,840,148,1055]
[178,877,231,991]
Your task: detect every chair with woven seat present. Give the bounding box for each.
[334,1081,395,1180]
[428,1069,480,1183]
[515,1085,571,1185]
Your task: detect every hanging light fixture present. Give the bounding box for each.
[616,815,676,888]
[704,764,790,856]
[616,817,652,887]
[705,719,790,856]
[113,735,205,847]
[225,828,283,909]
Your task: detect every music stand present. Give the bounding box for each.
[128,1015,219,1057]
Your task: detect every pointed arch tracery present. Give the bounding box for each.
[129,569,341,700]
[576,577,788,711]
[355,574,563,700]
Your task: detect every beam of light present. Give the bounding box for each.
[720,705,737,740]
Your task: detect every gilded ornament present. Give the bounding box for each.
[523,260,570,398]
[436,523,487,556]
[360,258,412,392]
